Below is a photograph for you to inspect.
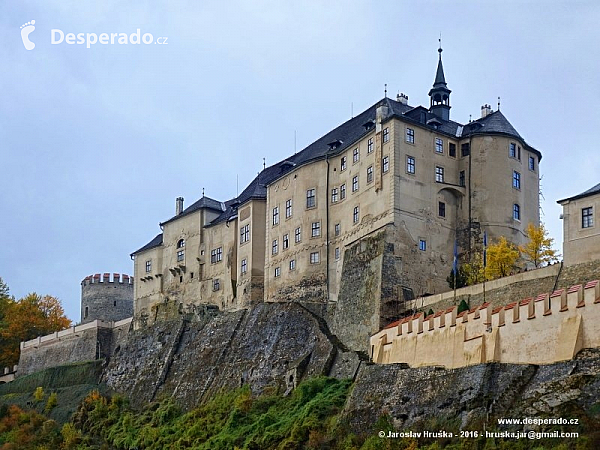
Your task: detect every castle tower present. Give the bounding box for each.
[428,44,451,121]
[80,273,133,324]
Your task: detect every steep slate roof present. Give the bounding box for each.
[557,182,600,204]
[131,233,163,256]
[132,93,539,249]
[160,195,225,227]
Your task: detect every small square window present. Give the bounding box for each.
[311,222,321,237]
[406,156,415,174]
[340,156,347,171]
[513,171,521,189]
[340,184,346,199]
[274,267,281,277]
[406,128,414,144]
[295,227,302,243]
[439,201,446,218]
[289,259,296,271]
[513,204,520,221]
[177,250,185,262]
[353,206,359,224]
[353,147,359,163]
[419,239,426,251]
[306,189,316,208]
[213,278,220,291]
[582,207,594,228]
[334,223,341,236]
[211,247,222,264]
[435,138,443,154]
[367,166,374,183]
[382,156,389,173]
[383,127,390,143]
[449,143,456,157]
[367,138,374,153]
[310,252,320,264]
[352,176,359,192]
[435,166,444,183]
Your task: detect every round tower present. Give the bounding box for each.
[80,273,133,324]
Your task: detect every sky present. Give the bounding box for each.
[1,1,599,322]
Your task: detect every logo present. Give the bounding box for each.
[20,20,36,50]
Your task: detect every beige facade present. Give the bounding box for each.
[131,49,542,327]
[371,280,600,368]
[559,184,600,266]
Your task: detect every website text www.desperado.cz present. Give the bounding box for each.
[51,29,168,48]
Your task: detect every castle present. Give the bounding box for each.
[131,46,541,332]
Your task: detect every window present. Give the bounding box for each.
[406,156,415,174]
[518,146,521,160]
[406,128,414,144]
[241,258,247,274]
[461,143,470,157]
[449,143,456,157]
[529,156,535,171]
[513,204,520,221]
[335,247,340,260]
[513,171,521,189]
[177,239,185,248]
[367,166,374,183]
[331,188,338,203]
[382,156,389,173]
[145,260,152,273]
[353,206,359,224]
[353,147,359,163]
[439,201,446,218]
[274,267,281,277]
[383,127,390,143]
[289,259,296,271]
[84,306,88,319]
[295,227,302,243]
[459,170,465,187]
[352,175,359,192]
[285,199,293,218]
[272,206,279,225]
[335,223,341,236]
[210,247,222,264]
[213,279,220,291]
[272,239,278,255]
[177,250,185,262]
[340,184,346,200]
[341,156,347,171]
[311,221,321,237]
[240,224,250,243]
[435,166,444,183]
[509,142,516,158]
[283,233,289,250]
[419,239,427,251]
[367,137,373,153]
[310,252,320,264]
[306,189,316,208]
[582,207,594,228]
[435,138,443,154]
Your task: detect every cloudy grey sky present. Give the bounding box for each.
[1,1,599,321]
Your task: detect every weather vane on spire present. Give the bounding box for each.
[438,34,443,57]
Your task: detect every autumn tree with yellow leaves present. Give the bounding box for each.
[519,222,560,268]
[485,236,521,280]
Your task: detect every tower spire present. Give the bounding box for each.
[428,41,451,121]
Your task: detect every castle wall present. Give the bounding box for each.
[236,199,266,307]
[81,273,133,324]
[371,280,600,368]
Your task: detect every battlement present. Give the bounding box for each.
[372,280,600,369]
[81,273,132,286]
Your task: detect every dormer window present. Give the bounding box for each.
[328,140,343,150]
[363,120,375,130]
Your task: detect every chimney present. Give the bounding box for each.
[396,93,408,105]
[481,104,492,118]
[176,197,184,215]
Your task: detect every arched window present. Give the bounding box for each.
[177,239,185,249]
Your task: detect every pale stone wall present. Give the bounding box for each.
[236,199,266,307]
[370,279,600,368]
[560,191,600,266]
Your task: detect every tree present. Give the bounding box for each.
[485,236,520,280]
[446,267,467,289]
[462,252,486,286]
[0,292,71,368]
[519,222,560,268]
